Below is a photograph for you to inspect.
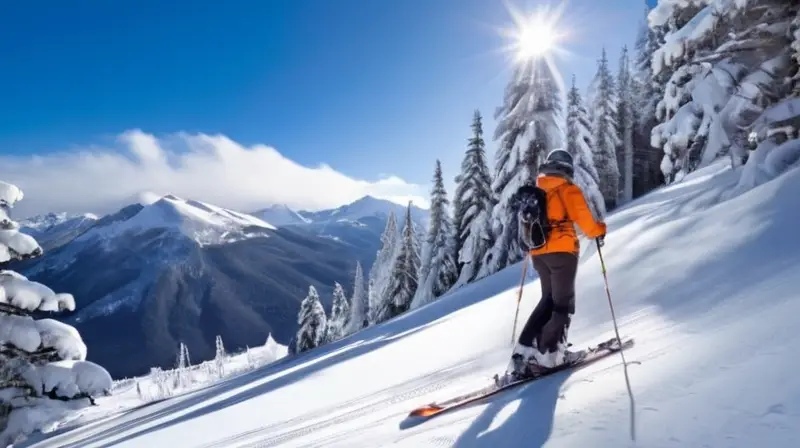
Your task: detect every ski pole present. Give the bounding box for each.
[596,238,637,441]
[510,252,530,345]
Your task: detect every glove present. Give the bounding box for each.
[596,234,605,248]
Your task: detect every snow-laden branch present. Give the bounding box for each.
[0,179,112,446]
[0,271,75,313]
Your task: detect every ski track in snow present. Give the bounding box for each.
[200,359,485,448]
[18,160,800,447]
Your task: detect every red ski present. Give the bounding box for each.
[407,337,634,420]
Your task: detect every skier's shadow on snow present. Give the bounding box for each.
[451,370,572,448]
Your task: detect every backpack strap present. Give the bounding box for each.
[548,184,570,228]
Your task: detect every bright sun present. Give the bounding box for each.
[500,2,570,64]
[517,23,556,59]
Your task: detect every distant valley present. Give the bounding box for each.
[13,194,428,379]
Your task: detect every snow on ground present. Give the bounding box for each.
[20,160,800,447]
[77,194,276,247]
[18,336,288,445]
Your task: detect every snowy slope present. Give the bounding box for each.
[20,212,98,251]
[78,194,276,246]
[21,161,800,447]
[251,204,311,227]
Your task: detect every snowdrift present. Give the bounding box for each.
[21,160,800,447]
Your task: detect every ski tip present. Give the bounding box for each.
[408,404,443,418]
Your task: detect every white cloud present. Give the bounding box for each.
[0,130,429,219]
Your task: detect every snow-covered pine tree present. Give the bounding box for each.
[325,281,350,343]
[295,285,327,352]
[793,10,800,96]
[566,75,606,218]
[367,211,399,325]
[452,110,494,287]
[382,202,420,320]
[616,46,635,204]
[411,160,458,310]
[174,342,192,388]
[214,335,226,378]
[649,1,720,183]
[214,335,225,359]
[632,2,667,197]
[588,47,621,211]
[649,0,799,183]
[0,180,112,446]
[477,56,563,280]
[345,260,368,335]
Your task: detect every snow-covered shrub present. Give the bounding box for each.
[134,333,287,405]
[726,98,800,196]
[0,180,112,446]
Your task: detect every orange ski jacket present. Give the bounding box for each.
[530,174,607,257]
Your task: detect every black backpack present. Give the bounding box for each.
[516,184,559,250]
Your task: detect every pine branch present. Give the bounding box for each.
[0,344,61,364]
[0,302,31,317]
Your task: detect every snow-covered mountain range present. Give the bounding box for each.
[13,194,428,379]
[21,212,98,252]
[252,195,429,230]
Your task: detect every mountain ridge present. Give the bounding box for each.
[13,193,423,379]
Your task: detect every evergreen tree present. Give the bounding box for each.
[616,46,635,204]
[588,47,621,210]
[649,0,798,182]
[632,3,666,197]
[295,285,327,352]
[214,335,226,359]
[0,180,112,446]
[411,160,458,309]
[367,211,399,324]
[566,75,606,218]
[214,335,226,377]
[346,260,368,335]
[382,202,420,321]
[452,109,494,286]
[793,11,800,96]
[478,56,563,280]
[325,282,350,342]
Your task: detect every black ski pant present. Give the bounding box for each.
[518,252,578,353]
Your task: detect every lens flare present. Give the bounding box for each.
[499,0,571,64]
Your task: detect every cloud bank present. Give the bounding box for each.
[0,130,429,219]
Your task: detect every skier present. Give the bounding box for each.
[509,149,607,377]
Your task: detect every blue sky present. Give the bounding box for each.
[0,0,653,216]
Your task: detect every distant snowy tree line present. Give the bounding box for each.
[293,0,800,353]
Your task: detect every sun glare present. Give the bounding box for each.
[517,23,556,59]
[499,1,571,64]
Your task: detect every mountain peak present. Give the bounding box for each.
[80,195,276,246]
[298,195,429,229]
[250,203,312,227]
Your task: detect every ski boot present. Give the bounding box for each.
[494,344,537,387]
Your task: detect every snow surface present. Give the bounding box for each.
[16,336,288,446]
[20,160,800,447]
[0,180,24,208]
[77,194,276,246]
[20,212,99,232]
[250,204,312,227]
